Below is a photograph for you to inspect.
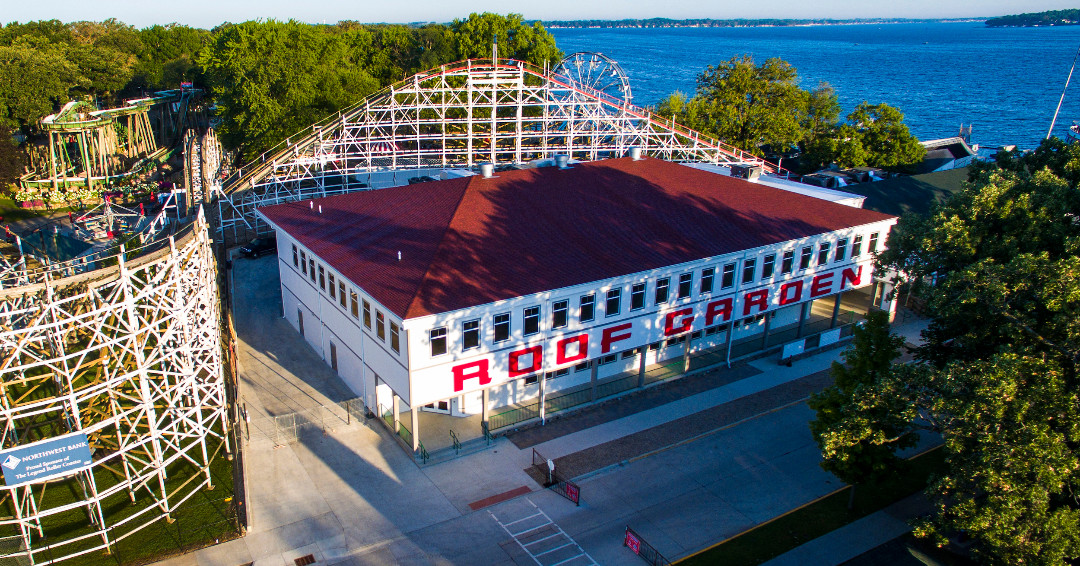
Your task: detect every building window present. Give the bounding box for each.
[309,259,316,282]
[800,246,813,270]
[700,268,715,294]
[630,282,646,310]
[524,306,540,336]
[362,300,371,329]
[762,254,775,278]
[721,263,736,289]
[836,238,849,262]
[390,323,400,353]
[301,251,307,275]
[430,327,447,357]
[376,312,385,340]
[552,300,569,329]
[350,291,359,318]
[524,374,539,385]
[655,277,670,303]
[869,232,879,253]
[575,362,591,372]
[292,245,298,267]
[621,350,637,360]
[852,235,863,257]
[677,274,692,299]
[605,288,622,316]
[330,275,339,299]
[781,251,794,274]
[818,242,830,265]
[742,259,756,284]
[493,313,510,342]
[318,266,326,290]
[463,319,480,350]
[599,354,618,365]
[580,294,595,322]
[339,282,347,307]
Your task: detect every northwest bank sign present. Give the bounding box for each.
[411,262,871,405]
[0,431,93,487]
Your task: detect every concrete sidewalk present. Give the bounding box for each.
[155,256,931,566]
[761,494,932,566]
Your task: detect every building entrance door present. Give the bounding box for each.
[330,342,338,373]
[297,309,304,337]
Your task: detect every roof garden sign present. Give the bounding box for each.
[0,431,93,487]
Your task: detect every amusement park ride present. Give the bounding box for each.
[0,52,794,565]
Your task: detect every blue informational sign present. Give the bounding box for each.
[0,432,93,487]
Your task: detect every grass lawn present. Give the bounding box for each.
[678,448,947,566]
[0,194,79,224]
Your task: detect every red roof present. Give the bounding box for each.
[258,158,895,320]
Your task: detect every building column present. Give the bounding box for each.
[637,347,647,388]
[760,313,773,349]
[831,291,844,328]
[725,322,735,367]
[682,334,693,373]
[538,373,547,425]
[884,283,899,323]
[410,406,419,451]
[482,388,490,426]
[590,360,598,402]
[796,301,810,338]
[392,394,400,434]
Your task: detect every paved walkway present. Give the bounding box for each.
[154,256,933,566]
[761,494,932,566]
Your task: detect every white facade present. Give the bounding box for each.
[269,216,896,419]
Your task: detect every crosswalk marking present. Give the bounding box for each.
[490,499,598,566]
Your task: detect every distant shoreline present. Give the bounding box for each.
[540,18,986,29]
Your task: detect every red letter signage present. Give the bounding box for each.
[556,334,589,364]
[452,359,490,392]
[509,346,543,377]
[664,308,695,336]
[743,289,769,315]
[705,298,733,325]
[778,281,803,305]
[841,266,863,288]
[810,272,834,297]
[601,323,633,353]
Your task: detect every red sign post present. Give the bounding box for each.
[624,528,641,554]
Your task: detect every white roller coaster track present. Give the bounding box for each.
[215,58,791,245]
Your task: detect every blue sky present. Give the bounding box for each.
[2,0,1074,28]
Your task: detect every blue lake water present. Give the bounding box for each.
[550,23,1080,150]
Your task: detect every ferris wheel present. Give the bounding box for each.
[553,52,633,105]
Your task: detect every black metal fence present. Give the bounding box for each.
[624,526,671,566]
[531,448,581,506]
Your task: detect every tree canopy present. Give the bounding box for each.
[654,55,923,172]
[0,14,562,170]
[815,139,1080,564]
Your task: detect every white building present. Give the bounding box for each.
[257,157,897,451]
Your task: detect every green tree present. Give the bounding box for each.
[820,138,1080,564]
[198,20,381,160]
[678,55,809,155]
[914,354,1080,566]
[0,40,76,130]
[449,13,561,66]
[809,311,917,506]
[0,125,26,189]
[833,102,925,171]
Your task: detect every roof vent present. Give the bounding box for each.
[480,163,494,178]
[629,147,643,161]
[555,154,570,169]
